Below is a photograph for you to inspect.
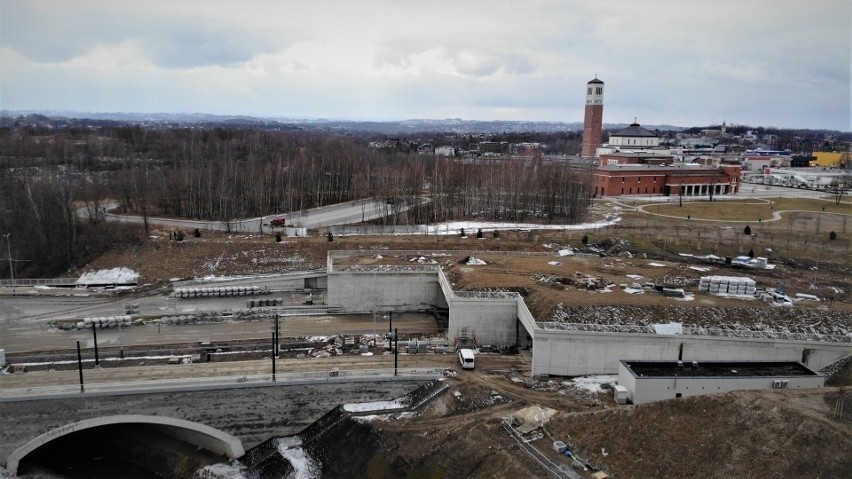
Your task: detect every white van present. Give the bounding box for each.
[458,349,475,370]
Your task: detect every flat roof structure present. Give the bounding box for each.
[618,360,825,404]
[621,360,820,378]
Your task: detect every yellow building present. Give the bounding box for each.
[809,151,848,167]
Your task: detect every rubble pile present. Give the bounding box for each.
[533,272,613,291]
[547,304,851,339]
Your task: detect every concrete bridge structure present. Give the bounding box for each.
[0,377,427,474]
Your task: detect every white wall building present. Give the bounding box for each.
[617,360,824,405]
[608,122,661,149]
[434,146,455,157]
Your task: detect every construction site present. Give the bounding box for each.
[1,194,851,478]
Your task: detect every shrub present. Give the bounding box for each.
[581,234,589,245]
[193,228,201,238]
[744,225,751,235]
[275,232,282,242]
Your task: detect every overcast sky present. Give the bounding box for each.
[1,0,849,130]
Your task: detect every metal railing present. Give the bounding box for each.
[0,278,78,287]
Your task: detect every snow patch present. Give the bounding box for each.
[566,375,618,394]
[343,399,407,413]
[466,256,487,266]
[76,267,138,285]
[194,462,249,479]
[275,436,321,479]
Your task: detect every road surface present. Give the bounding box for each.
[93,198,405,232]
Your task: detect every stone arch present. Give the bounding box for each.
[5,414,245,474]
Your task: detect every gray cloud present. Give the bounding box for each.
[1,0,848,130]
[0,2,283,68]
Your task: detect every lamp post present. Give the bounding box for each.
[3,233,13,295]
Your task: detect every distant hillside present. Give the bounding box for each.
[0,110,683,134]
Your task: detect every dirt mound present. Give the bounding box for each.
[546,388,852,479]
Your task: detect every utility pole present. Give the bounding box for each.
[274,314,280,357]
[3,233,13,295]
[91,323,100,367]
[394,327,399,377]
[271,332,276,382]
[118,320,124,359]
[76,341,85,393]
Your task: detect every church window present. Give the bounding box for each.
[596,87,603,95]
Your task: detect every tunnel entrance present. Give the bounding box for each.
[7,415,245,476]
[17,423,224,478]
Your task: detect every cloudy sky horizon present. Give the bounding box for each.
[1,0,849,130]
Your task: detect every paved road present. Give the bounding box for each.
[0,304,441,354]
[96,198,403,232]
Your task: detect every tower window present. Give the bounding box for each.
[595,87,603,95]
[588,87,592,95]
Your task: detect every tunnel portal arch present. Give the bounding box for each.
[5,414,245,475]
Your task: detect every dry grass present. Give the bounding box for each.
[547,388,852,479]
[641,197,850,221]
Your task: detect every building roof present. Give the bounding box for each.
[588,78,604,84]
[621,360,820,378]
[611,122,658,138]
[601,152,673,158]
[596,164,720,173]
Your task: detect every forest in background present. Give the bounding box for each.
[0,125,592,278]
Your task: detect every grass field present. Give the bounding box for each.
[641,197,850,221]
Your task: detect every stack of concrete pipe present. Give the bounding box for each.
[699,276,757,296]
[76,315,133,330]
[174,285,262,299]
[246,298,284,308]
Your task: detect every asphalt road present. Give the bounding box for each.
[95,198,401,232]
[0,302,441,354]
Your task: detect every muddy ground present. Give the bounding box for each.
[53,199,852,478]
[287,369,851,479]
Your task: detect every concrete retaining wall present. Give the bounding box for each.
[532,329,852,377]
[326,272,446,312]
[448,297,519,346]
[323,255,849,379]
[1,380,423,471]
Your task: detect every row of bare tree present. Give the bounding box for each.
[0,126,592,277]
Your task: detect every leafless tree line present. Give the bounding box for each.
[0,126,592,276]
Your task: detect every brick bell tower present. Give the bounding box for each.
[581,76,604,157]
